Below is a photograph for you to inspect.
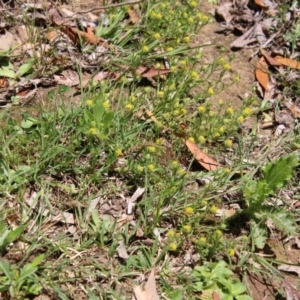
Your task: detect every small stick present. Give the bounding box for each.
[70,0,143,17]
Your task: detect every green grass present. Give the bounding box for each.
[0,0,300,299]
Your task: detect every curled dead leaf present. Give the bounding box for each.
[275,55,300,70]
[255,57,269,91]
[134,269,159,300]
[260,49,282,66]
[185,139,223,171]
[128,8,139,24]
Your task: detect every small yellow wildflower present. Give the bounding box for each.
[167,229,175,237]
[208,87,214,95]
[196,12,203,19]
[129,95,136,102]
[224,63,231,70]
[219,57,225,64]
[234,75,241,82]
[184,207,194,216]
[190,0,197,7]
[176,168,186,175]
[142,45,149,53]
[214,132,220,139]
[202,15,209,22]
[157,91,165,98]
[183,224,192,233]
[160,3,167,8]
[243,107,252,116]
[198,135,206,144]
[237,115,244,124]
[148,146,156,153]
[215,230,223,237]
[115,148,122,156]
[179,60,187,67]
[137,165,144,172]
[199,237,207,245]
[173,110,180,116]
[164,112,170,119]
[202,200,208,206]
[168,83,176,91]
[145,87,151,93]
[224,168,231,174]
[188,137,195,143]
[89,127,97,135]
[153,33,161,39]
[218,99,224,105]
[150,11,157,19]
[121,76,128,83]
[229,248,235,257]
[86,99,93,106]
[183,36,191,43]
[156,138,163,145]
[188,17,194,23]
[156,13,162,19]
[191,71,199,80]
[155,62,161,69]
[125,103,134,110]
[166,47,174,52]
[226,107,234,115]
[169,242,177,251]
[210,205,218,214]
[183,12,188,18]
[224,139,233,148]
[180,108,187,115]
[147,164,155,172]
[170,65,177,72]
[103,100,110,108]
[198,105,206,113]
[171,160,178,167]
[209,110,215,117]
[219,126,225,134]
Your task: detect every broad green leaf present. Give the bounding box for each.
[30,254,45,267]
[251,222,267,249]
[93,101,104,126]
[0,260,13,281]
[265,208,297,235]
[167,290,183,300]
[5,225,25,244]
[0,61,15,78]
[21,117,38,129]
[263,155,299,192]
[103,111,114,128]
[16,58,34,78]
[19,264,38,282]
[231,282,247,295]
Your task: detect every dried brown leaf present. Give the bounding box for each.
[185,139,223,171]
[260,49,282,66]
[128,8,139,24]
[134,269,159,300]
[136,66,171,78]
[278,264,300,275]
[285,100,300,118]
[212,291,221,300]
[255,57,269,91]
[275,56,300,69]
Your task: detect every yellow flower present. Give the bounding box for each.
[188,17,194,23]
[208,87,214,95]
[86,99,93,106]
[180,108,187,115]
[198,106,206,113]
[202,15,209,22]
[179,60,187,67]
[198,135,206,144]
[215,230,223,237]
[156,138,163,145]
[157,91,165,98]
[176,168,185,175]
[190,0,197,7]
[184,207,194,216]
[202,200,208,206]
[183,36,191,43]
[214,132,220,139]
[164,112,170,119]
[234,75,241,82]
[219,57,225,64]
[188,137,195,143]
[147,164,155,171]
[89,127,97,135]
[237,115,244,124]
[169,242,177,251]
[224,63,231,70]
[166,47,174,52]
[229,248,235,257]
[171,160,178,167]
[226,107,234,115]
[183,12,188,18]
[199,237,207,245]
[243,107,252,116]
[103,100,110,109]
[191,71,199,80]
[224,139,233,148]
[153,33,161,39]
[125,103,134,110]
[224,168,231,174]
[142,45,149,52]
[173,110,180,116]
[209,110,215,117]
[160,3,167,8]
[148,146,156,153]
[210,205,218,214]
[219,126,225,134]
[155,62,161,69]
[137,165,144,172]
[156,13,162,19]
[167,230,175,237]
[129,95,136,102]
[170,66,177,72]
[218,99,224,105]
[115,148,122,156]
[168,83,176,91]
[183,224,192,233]
[196,12,203,19]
